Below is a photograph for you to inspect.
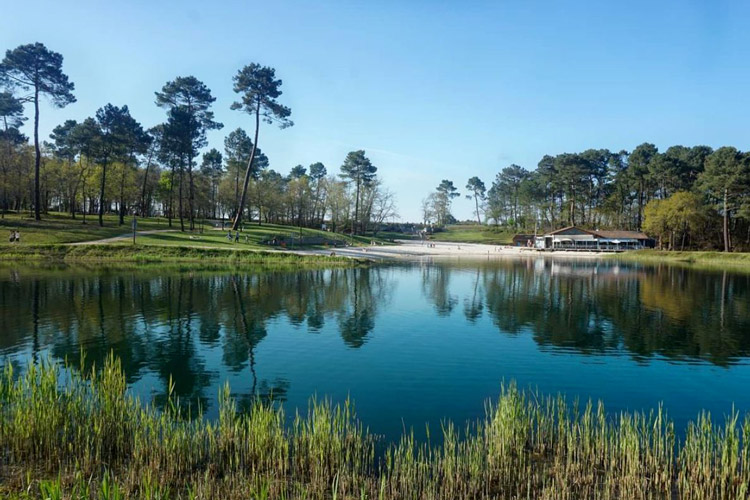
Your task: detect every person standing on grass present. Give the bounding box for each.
[9,230,15,243]
[227,231,233,242]
[234,232,240,243]
[15,230,20,243]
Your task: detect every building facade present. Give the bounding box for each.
[536,226,654,250]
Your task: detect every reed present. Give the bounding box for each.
[1,357,748,499]
[0,244,365,268]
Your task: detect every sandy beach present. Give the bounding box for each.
[296,240,605,261]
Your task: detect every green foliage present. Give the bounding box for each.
[0,43,75,107]
[231,64,293,128]
[340,150,377,234]
[0,91,26,130]
[643,192,711,250]
[1,42,76,221]
[230,63,293,230]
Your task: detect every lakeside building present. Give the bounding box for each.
[512,234,536,247]
[535,226,654,250]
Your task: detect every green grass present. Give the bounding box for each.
[0,244,365,268]
[613,249,750,270]
[122,223,392,250]
[0,212,393,251]
[0,211,170,245]
[428,224,515,245]
[2,354,750,499]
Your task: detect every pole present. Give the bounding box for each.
[132,215,137,245]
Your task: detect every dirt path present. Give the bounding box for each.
[68,229,177,245]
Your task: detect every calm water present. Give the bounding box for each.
[2,259,750,440]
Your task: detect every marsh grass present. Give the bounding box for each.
[613,250,750,271]
[0,244,365,268]
[1,355,749,499]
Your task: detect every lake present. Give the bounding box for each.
[2,258,750,441]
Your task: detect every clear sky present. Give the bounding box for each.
[2,0,749,221]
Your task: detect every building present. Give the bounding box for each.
[537,226,654,251]
[511,234,536,247]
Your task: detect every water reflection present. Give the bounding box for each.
[1,260,750,416]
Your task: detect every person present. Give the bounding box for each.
[14,230,20,243]
[244,234,249,244]
[227,231,233,242]
[234,232,240,243]
[9,230,15,243]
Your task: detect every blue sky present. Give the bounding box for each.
[2,0,749,221]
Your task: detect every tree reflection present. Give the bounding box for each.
[0,266,394,411]
[2,259,750,420]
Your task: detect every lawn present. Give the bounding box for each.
[125,224,345,250]
[428,224,516,245]
[0,212,394,251]
[0,211,169,245]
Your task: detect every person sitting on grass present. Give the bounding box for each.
[14,230,20,243]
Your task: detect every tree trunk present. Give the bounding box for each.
[232,98,261,231]
[636,180,643,231]
[139,150,154,216]
[98,160,108,227]
[178,161,185,232]
[119,161,129,225]
[723,188,730,252]
[354,180,361,235]
[81,178,87,225]
[475,194,481,225]
[33,87,41,220]
[167,164,174,228]
[188,150,195,231]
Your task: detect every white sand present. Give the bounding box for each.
[294,240,604,260]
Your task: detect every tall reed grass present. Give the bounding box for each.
[1,355,748,499]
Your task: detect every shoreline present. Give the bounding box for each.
[288,240,610,260]
[3,241,750,271]
[0,244,367,268]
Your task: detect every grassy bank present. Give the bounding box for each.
[0,244,363,268]
[2,356,749,499]
[429,224,515,245]
[613,249,750,270]
[0,212,394,250]
[0,212,171,245]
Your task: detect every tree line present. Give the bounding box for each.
[0,43,397,234]
[423,144,750,251]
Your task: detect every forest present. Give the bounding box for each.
[0,43,397,236]
[422,143,750,252]
[4,43,750,252]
